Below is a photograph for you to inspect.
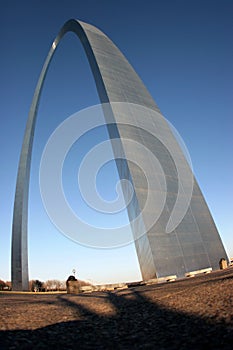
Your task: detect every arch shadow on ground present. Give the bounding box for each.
[0,282,232,349]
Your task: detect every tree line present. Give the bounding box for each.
[30,279,67,292]
[0,278,92,292]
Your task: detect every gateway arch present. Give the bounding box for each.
[12,19,228,290]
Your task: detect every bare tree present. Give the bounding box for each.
[44,279,66,291]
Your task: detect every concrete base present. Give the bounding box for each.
[185,267,212,278]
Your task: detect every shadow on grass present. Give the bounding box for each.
[0,289,232,349]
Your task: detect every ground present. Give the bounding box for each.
[0,268,233,349]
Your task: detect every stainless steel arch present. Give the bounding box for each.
[12,18,159,290]
[12,19,228,290]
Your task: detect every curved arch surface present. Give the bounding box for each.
[12,19,228,290]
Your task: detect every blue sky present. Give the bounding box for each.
[0,0,232,284]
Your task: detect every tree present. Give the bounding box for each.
[30,279,44,292]
[0,279,6,290]
[44,280,66,291]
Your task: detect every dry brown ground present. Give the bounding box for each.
[0,268,233,349]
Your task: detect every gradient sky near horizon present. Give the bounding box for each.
[0,0,232,284]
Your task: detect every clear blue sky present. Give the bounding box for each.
[1,0,232,284]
